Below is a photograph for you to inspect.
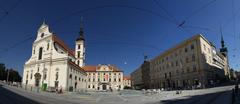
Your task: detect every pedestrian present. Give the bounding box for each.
[56,88,58,94]
[235,83,239,95]
[59,86,62,94]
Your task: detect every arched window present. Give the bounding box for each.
[77,60,79,65]
[26,74,28,79]
[41,33,44,38]
[38,47,43,60]
[30,73,33,79]
[43,72,47,80]
[47,43,50,50]
[69,74,72,79]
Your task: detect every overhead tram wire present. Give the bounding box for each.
[178,0,217,27]
[52,4,178,26]
[153,0,179,24]
[152,0,194,35]
[180,4,240,37]
[0,1,220,55]
[87,40,160,52]
[1,4,172,57]
[0,34,34,54]
[231,0,237,52]
[0,0,23,23]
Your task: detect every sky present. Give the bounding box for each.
[0,0,240,76]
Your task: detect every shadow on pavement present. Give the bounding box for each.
[157,90,232,104]
[0,84,40,104]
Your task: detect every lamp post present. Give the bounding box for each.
[6,69,9,84]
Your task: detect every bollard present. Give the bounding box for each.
[232,89,235,104]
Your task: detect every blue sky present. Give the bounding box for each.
[0,0,240,76]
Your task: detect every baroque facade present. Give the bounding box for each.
[22,22,87,91]
[83,64,124,91]
[123,76,131,88]
[22,21,131,92]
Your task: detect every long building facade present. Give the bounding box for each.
[131,34,230,89]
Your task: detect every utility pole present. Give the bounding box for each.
[6,69,9,84]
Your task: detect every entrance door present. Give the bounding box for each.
[34,73,41,87]
[35,78,40,87]
[102,84,107,90]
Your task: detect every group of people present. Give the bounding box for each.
[55,86,63,94]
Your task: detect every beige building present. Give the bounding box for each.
[83,64,124,91]
[131,67,143,89]
[149,34,230,89]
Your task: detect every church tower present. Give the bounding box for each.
[220,35,228,57]
[219,35,230,79]
[75,17,85,67]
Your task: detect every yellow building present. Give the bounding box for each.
[149,34,230,89]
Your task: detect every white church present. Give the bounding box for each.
[22,20,131,92]
[22,21,87,92]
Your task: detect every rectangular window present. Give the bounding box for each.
[185,48,188,53]
[192,54,195,61]
[186,57,189,63]
[191,44,194,50]
[187,67,190,73]
[164,73,167,78]
[78,45,80,49]
[203,44,206,51]
[193,65,197,71]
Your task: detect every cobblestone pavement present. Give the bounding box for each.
[0,82,234,104]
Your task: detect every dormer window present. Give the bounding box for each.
[41,33,44,38]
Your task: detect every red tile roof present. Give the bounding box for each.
[123,76,131,80]
[52,35,75,57]
[51,35,86,73]
[68,61,86,72]
[83,64,123,72]
[82,66,97,72]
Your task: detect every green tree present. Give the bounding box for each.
[0,63,6,80]
[7,69,22,82]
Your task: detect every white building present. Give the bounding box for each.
[22,22,87,92]
[123,76,131,88]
